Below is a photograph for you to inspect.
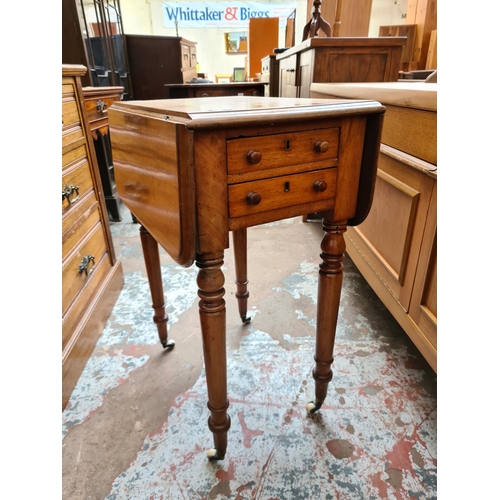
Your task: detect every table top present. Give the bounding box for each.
[310,82,437,112]
[110,96,385,129]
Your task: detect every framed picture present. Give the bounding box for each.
[224,32,248,53]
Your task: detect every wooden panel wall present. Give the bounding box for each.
[305,0,373,37]
[406,0,437,70]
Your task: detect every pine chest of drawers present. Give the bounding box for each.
[62,64,124,410]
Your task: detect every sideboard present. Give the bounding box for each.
[164,82,265,99]
[310,81,437,371]
[276,37,407,98]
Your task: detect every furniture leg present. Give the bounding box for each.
[139,225,174,349]
[196,251,231,460]
[307,218,347,414]
[232,228,251,324]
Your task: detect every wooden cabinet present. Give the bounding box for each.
[164,82,265,99]
[276,37,407,98]
[125,35,197,100]
[62,65,124,410]
[310,81,437,371]
[83,86,124,221]
[261,55,279,97]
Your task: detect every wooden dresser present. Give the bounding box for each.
[310,82,437,371]
[83,86,124,221]
[62,64,124,410]
[276,37,407,98]
[261,55,280,97]
[126,35,197,99]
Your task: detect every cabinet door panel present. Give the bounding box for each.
[346,149,434,311]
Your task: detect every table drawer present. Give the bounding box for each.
[62,222,108,316]
[194,88,229,97]
[227,128,339,176]
[228,168,337,218]
[62,159,94,214]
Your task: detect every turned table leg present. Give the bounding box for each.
[196,251,231,460]
[232,228,251,324]
[306,219,347,414]
[139,225,175,349]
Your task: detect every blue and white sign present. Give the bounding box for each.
[162,2,296,28]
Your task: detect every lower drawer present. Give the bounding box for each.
[62,222,109,316]
[228,168,337,218]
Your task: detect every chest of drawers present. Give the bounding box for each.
[62,64,124,410]
[83,86,124,221]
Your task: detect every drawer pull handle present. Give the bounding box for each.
[78,254,95,277]
[201,93,209,97]
[62,184,80,205]
[246,150,262,164]
[314,180,328,192]
[96,99,108,114]
[315,141,329,153]
[246,191,262,206]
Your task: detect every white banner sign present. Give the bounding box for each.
[162,2,296,28]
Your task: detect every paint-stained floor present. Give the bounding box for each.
[62,208,437,500]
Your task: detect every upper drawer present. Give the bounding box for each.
[84,96,114,128]
[227,128,339,176]
[62,98,80,129]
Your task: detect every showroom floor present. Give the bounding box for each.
[62,207,437,500]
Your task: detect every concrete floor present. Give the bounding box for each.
[62,208,437,500]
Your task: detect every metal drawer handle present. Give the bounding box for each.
[246,150,262,164]
[62,184,80,205]
[96,99,108,113]
[315,140,329,153]
[246,192,262,205]
[201,93,209,97]
[314,180,328,192]
[78,254,95,277]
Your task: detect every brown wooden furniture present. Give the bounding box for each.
[247,17,279,80]
[164,82,265,99]
[83,85,124,221]
[125,35,197,99]
[276,37,407,98]
[379,24,417,71]
[261,55,280,97]
[305,0,373,37]
[310,82,437,371]
[62,64,124,410]
[108,96,385,460]
[62,0,132,98]
[406,0,437,70]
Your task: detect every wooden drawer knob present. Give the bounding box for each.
[314,180,327,192]
[246,191,262,205]
[246,150,262,164]
[315,140,329,153]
